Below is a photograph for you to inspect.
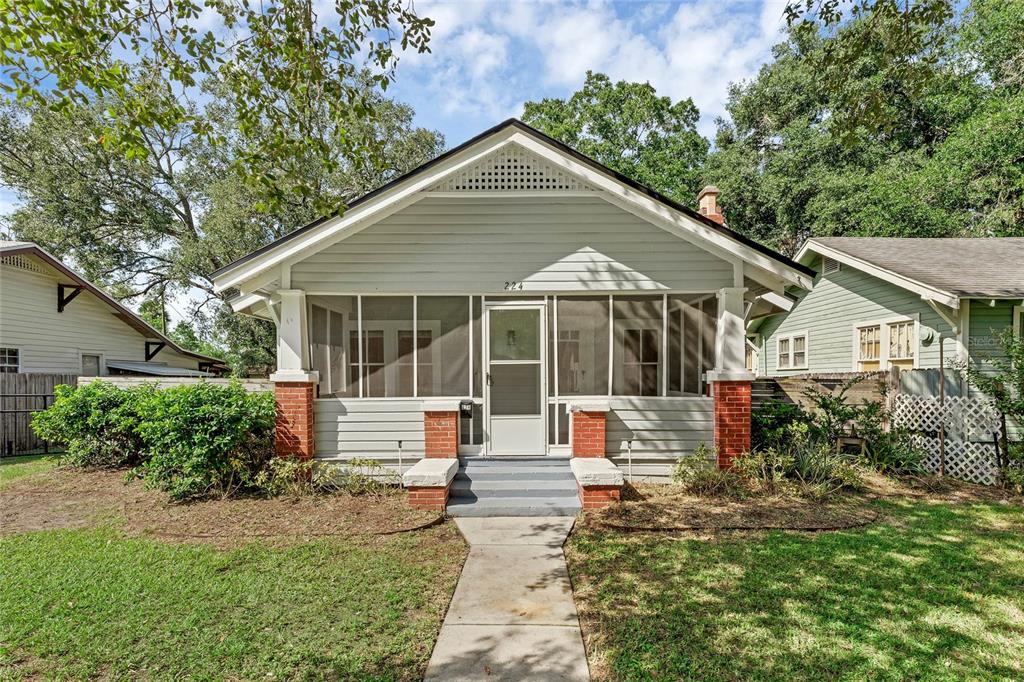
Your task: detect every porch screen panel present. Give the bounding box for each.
[668,297,683,395]
[417,296,470,397]
[329,311,346,395]
[310,304,329,396]
[701,297,718,388]
[472,297,483,398]
[554,296,609,396]
[682,300,702,394]
[359,296,413,397]
[613,295,663,396]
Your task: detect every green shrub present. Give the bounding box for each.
[133,382,275,500]
[733,447,794,495]
[255,457,400,497]
[31,381,153,468]
[752,399,809,450]
[33,380,275,501]
[1005,442,1023,494]
[672,443,748,498]
[861,430,925,475]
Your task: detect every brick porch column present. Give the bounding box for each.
[710,375,753,469]
[424,401,459,458]
[273,381,316,459]
[569,400,610,458]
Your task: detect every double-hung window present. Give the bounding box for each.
[0,347,18,373]
[857,325,881,371]
[855,317,917,370]
[776,332,808,370]
[887,320,915,369]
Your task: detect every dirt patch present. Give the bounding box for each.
[0,467,445,548]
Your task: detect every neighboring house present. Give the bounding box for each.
[0,241,225,377]
[750,238,1024,386]
[211,118,813,512]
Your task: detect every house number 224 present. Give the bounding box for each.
[503,281,524,291]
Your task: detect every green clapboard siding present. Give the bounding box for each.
[967,300,1016,369]
[758,264,954,376]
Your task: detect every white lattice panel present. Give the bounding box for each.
[431,144,596,192]
[911,435,999,485]
[894,395,1002,485]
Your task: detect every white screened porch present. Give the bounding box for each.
[302,291,728,478]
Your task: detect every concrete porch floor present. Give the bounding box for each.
[424,516,590,681]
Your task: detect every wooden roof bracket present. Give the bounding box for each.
[57,283,84,312]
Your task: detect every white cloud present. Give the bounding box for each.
[395,0,788,142]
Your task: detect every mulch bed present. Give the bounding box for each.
[591,486,878,533]
[583,472,1019,534]
[0,467,447,548]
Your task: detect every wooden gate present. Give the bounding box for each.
[0,374,77,456]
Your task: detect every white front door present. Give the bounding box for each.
[485,304,546,455]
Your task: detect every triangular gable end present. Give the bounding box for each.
[428,143,597,193]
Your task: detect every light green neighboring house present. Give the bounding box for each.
[749,238,1024,384]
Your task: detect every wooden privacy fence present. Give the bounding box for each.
[891,394,1002,485]
[0,373,77,456]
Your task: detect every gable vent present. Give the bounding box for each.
[430,144,596,193]
[0,254,47,275]
[821,256,841,275]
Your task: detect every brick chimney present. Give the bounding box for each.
[698,185,725,225]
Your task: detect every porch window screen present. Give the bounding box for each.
[671,294,716,396]
[417,296,470,397]
[309,297,355,397]
[553,296,609,396]
[357,296,414,397]
[612,295,663,396]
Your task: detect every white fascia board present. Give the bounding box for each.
[508,132,814,291]
[212,128,523,292]
[799,240,960,309]
[759,291,794,312]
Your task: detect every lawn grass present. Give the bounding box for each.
[1,526,461,680]
[567,497,1024,681]
[0,454,55,489]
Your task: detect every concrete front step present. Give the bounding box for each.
[446,496,582,517]
[448,457,581,517]
[459,457,571,467]
[454,469,575,482]
[451,479,576,495]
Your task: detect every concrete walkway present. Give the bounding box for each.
[424,517,590,681]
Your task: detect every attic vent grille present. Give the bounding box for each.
[0,254,46,275]
[431,145,595,192]
[822,256,841,275]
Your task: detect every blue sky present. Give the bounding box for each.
[0,0,790,219]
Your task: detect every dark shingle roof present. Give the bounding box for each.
[809,237,1024,298]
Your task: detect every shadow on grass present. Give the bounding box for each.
[568,498,1024,681]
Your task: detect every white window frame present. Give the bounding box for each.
[351,319,442,398]
[0,346,21,373]
[850,314,920,371]
[776,331,809,371]
[80,351,105,376]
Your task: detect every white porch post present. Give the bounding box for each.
[270,289,318,383]
[708,286,753,469]
[713,286,750,376]
[269,289,318,461]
